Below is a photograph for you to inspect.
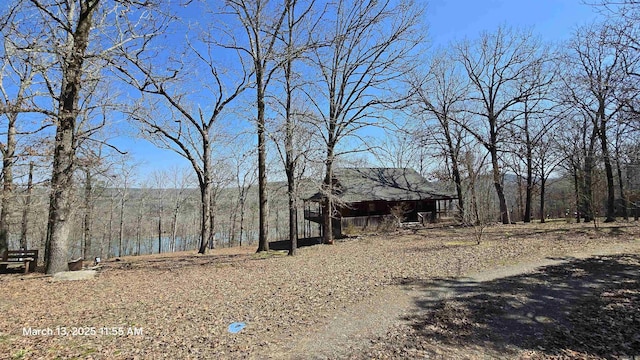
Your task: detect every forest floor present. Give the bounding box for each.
[1,220,640,359]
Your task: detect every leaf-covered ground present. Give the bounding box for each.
[1,221,639,359]
[356,253,640,360]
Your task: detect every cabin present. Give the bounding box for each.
[304,167,457,238]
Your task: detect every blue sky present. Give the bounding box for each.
[426,0,600,46]
[123,0,604,178]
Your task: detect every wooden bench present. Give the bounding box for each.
[0,250,38,274]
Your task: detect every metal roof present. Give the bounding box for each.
[307,167,456,203]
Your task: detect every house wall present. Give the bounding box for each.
[304,198,456,238]
[337,200,436,222]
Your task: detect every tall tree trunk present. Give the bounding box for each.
[516,173,524,222]
[82,169,93,260]
[198,182,211,254]
[616,156,628,220]
[198,133,214,254]
[135,217,141,255]
[582,154,594,222]
[45,0,99,274]
[284,0,297,256]
[227,0,287,252]
[464,157,480,225]
[451,161,464,221]
[118,192,125,257]
[171,203,179,252]
[287,171,297,255]
[322,148,335,244]
[573,166,581,223]
[208,196,216,249]
[107,197,114,258]
[524,146,534,223]
[46,117,77,272]
[256,72,269,252]
[149,221,153,254]
[486,115,509,224]
[539,177,546,223]
[489,145,509,224]
[135,196,144,255]
[239,196,246,247]
[20,162,34,249]
[523,105,533,223]
[581,125,598,223]
[600,126,616,222]
[524,171,533,223]
[230,198,238,245]
[0,114,16,254]
[441,121,464,221]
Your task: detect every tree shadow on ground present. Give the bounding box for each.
[104,253,254,271]
[102,237,325,272]
[268,237,323,251]
[397,254,640,358]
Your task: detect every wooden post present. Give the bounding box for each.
[318,202,322,238]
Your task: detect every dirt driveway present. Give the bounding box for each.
[329,247,640,359]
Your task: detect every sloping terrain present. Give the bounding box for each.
[355,253,640,359]
[1,222,639,359]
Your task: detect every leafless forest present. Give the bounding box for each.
[0,0,639,273]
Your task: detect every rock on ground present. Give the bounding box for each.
[52,270,97,281]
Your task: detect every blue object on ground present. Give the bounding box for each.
[228,322,246,334]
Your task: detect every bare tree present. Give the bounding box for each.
[372,129,426,170]
[563,22,632,222]
[589,0,640,53]
[148,169,169,254]
[612,120,636,220]
[410,50,469,221]
[132,178,152,255]
[506,57,558,222]
[229,144,257,247]
[141,166,194,253]
[224,0,290,252]
[460,145,492,244]
[165,166,193,252]
[535,129,564,222]
[34,0,103,273]
[111,155,137,257]
[308,0,421,243]
[75,139,118,259]
[19,161,34,249]
[269,0,319,255]
[454,27,550,224]
[5,0,165,273]
[0,6,52,255]
[118,5,251,254]
[556,110,600,222]
[208,158,233,249]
